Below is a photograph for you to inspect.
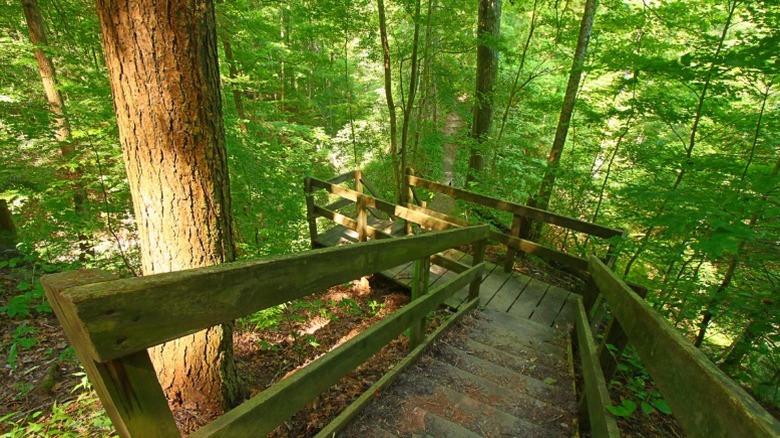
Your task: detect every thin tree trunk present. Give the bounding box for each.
[466,0,501,185]
[378,0,400,195]
[524,0,597,226]
[344,15,359,166]
[221,36,247,133]
[400,0,422,202]
[411,0,436,164]
[21,0,89,256]
[720,298,776,373]
[496,0,538,144]
[95,0,246,415]
[693,135,778,347]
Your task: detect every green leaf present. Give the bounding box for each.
[652,398,672,415]
[641,401,654,414]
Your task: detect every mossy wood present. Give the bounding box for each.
[310,177,589,271]
[310,177,457,231]
[327,170,357,184]
[40,270,179,438]
[46,225,489,363]
[408,175,623,238]
[191,263,486,437]
[575,297,620,437]
[589,256,780,438]
[315,296,481,438]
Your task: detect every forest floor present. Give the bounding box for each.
[2,248,688,437]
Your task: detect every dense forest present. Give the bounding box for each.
[1,0,778,434]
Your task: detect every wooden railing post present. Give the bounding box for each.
[503,213,521,272]
[404,168,414,235]
[354,170,367,242]
[409,256,431,350]
[304,176,318,248]
[41,270,179,438]
[469,238,486,300]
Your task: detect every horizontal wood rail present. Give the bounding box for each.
[406,174,624,272]
[581,256,780,438]
[408,175,623,239]
[41,225,489,437]
[193,263,486,436]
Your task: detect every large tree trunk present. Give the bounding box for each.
[466,0,501,185]
[21,0,89,257]
[95,0,245,417]
[523,0,597,239]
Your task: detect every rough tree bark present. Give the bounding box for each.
[95,0,246,416]
[466,0,501,185]
[521,0,597,240]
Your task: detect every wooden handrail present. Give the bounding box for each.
[327,170,358,185]
[42,225,489,437]
[587,256,780,438]
[309,177,592,271]
[42,225,489,363]
[408,175,623,239]
[192,263,486,437]
[574,298,619,437]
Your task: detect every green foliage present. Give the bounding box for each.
[608,345,674,418]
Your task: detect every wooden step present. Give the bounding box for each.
[475,307,569,347]
[424,357,573,434]
[433,342,570,404]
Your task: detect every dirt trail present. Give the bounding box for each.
[428,111,462,214]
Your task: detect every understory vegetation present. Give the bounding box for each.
[1,0,778,434]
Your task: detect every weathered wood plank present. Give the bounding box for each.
[589,256,780,438]
[508,277,549,319]
[469,238,486,300]
[504,213,522,272]
[553,294,579,328]
[323,197,353,212]
[575,298,620,438]
[410,257,431,350]
[327,170,357,185]
[54,225,490,362]
[382,261,413,286]
[489,230,589,272]
[530,285,570,327]
[41,271,179,438]
[408,175,623,238]
[485,274,530,313]
[304,177,319,247]
[310,177,458,232]
[314,297,480,438]
[191,264,486,437]
[478,266,515,309]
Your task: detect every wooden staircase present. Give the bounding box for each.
[343,307,576,437]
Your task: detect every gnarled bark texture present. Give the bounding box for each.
[95,0,245,416]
